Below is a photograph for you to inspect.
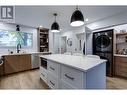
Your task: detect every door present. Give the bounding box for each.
[61,36,67,54]
[53,33,60,54]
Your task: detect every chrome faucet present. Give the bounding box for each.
[17,43,21,53]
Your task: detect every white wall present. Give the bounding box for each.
[87,12,127,31]
[60,26,85,54]
[0,22,37,54]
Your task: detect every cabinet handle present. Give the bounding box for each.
[50,80,55,86]
[42,58,47,61]
[50,66,55,71]
[65,74,74,81]
[41,73,45,77]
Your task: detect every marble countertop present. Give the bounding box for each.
[39,54,107,72]
[1,52,51,56]
[114,54,127,57]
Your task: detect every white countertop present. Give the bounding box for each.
[114,54,127,57]
[39,54,107,72]
[1,52,51,56]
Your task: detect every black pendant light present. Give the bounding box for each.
[70,6,84,27]
[51,13,60,32]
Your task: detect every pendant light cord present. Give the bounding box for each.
[54,13,57,22]
[76,5,78,10]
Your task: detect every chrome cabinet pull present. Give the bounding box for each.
[41,73,45,77]
[42,58,47,61]
[50,66,55,70]
[50,80,55,86]
[65,74,74,81]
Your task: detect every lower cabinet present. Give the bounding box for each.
[40,59,106,89]
[60,80,76,89]
[61,65,84,89]
[4,54,31,75]
[114,56,127,78]
[47,73,59,89]
[40,66,48,84]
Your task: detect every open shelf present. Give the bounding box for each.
[38,28,49,52]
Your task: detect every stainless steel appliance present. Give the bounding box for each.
[93,29,114,76]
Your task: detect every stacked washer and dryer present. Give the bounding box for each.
[93,29,114,76]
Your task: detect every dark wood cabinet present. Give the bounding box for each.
[38,28,49,52]
[114,56,127,78]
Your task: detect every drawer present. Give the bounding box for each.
[61,65,84,88]
[60,80,76,89]
[47,73,59,89]
[115,56,127,63]
[40,67,48,83]
[47,60,59,76]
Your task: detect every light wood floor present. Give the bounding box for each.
[0,69,127,89]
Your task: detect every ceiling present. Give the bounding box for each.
[14,6,127,31]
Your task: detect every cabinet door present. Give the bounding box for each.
[19,54,31,71]
[61,65,84,89]
[115,56,127,77]
[4,56,19,74]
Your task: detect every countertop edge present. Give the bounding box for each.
[39,55,107,72]
[1,52,51,56]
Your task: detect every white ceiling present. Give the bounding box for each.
[14,6,127,31]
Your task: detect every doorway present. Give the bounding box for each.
[61,36,67,54]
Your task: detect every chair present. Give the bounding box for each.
[86,54,100,59]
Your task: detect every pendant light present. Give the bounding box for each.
[70,6,84,27]
[51,13,60,32]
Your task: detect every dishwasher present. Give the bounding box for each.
[31,54,39,69]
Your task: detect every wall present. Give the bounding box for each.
[60,26,85,54]
[0,22,37,54]
[86,12,127,31]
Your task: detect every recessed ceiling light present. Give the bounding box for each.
[85,18,89,22]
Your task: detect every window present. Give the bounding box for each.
[0,29,33,47]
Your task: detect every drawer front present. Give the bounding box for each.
[40,67,48,83]
[60,80,76,89]
[47,73,59,89]
[61,65,84,88]
[115,56,127,63]
[115,56,127,77]
[47,60,59,76]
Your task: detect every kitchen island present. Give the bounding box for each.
[39,54,107,89]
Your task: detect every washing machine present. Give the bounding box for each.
[93,29,114,76]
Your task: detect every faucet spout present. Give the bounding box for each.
[17,43,21,53]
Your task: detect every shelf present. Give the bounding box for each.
[116,42,127,44]
[38,28,49,52]
[116,32,127,36]
[40,32,48,35]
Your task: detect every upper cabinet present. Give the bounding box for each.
[38,28,49,52]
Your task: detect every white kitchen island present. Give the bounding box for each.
[39,54,107,89]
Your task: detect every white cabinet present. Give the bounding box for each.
[40,59,106,89]
[47,60,60,76]
[40,66,48,84]
[60,80,76,89]
[47,73,59,89]
[61,65,84,89]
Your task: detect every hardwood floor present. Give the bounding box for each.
[0,69,127,89]
[0,69,49,89]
